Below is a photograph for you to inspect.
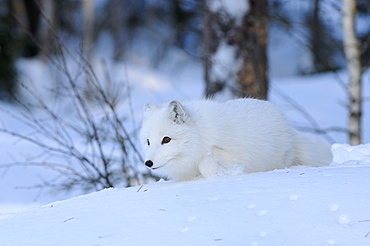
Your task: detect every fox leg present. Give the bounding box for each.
[198,148,224,178]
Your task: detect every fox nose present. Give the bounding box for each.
[145,160,153,168]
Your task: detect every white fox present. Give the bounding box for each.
[140,99,332,181]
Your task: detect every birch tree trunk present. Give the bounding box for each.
[342,0,362,145]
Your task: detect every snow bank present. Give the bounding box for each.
[332,143,370,165]
[0,144,369,246]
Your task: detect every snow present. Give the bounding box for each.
[208,0,249,23]
[1,144,370,245]
[332,143,370,165]
[209,40,242,100]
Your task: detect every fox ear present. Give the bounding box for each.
[168,101,188,124]
[143,103,158,119]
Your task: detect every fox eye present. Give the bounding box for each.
[161,136,171,145]
[146,139,150,146]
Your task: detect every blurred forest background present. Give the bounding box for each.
[0,0,370,195]
[1,0,369,99]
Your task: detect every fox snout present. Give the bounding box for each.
[145,160,154,168]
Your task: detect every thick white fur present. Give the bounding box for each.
[140,99,333,181]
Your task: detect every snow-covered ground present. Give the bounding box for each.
[0,143,369,246]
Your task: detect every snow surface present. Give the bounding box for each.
[1,144,370,246]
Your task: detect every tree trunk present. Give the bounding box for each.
[203,5,223,98]
[203,0,268,100]
[39,0,56,60]
[82,0,94,64]
[311,0,326,72]
[236,0,268,99]
[0,0,17,101]
[22,0,41,57]
[110,0,125,61]
[82,0,95,96]
[342,0,362,145]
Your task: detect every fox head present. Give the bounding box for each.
[140,101,202,180]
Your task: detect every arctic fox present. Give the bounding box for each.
[140,99,332,181]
